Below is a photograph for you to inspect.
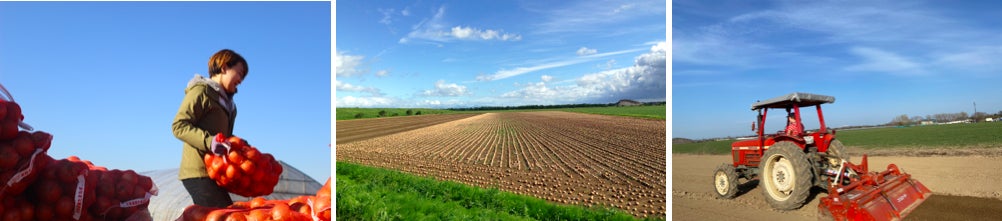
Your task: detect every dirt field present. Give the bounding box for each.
[337,112,667,218]
[335,113,480,144]
[672,154,1002,221]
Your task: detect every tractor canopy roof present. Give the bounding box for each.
[751,92,835,110]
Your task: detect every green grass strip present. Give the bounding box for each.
[336,108,456,120]
[336,161,661,221]
[671,139,735,155]
[673,123,1002,154]
[554,105,666,120]
[836,123,1002,149]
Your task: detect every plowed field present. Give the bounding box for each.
[337,111,667,218]
[335,113,480,144]
[673,154,1002,220]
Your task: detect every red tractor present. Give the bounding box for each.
[713,92,931,220]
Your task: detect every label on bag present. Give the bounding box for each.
[7,149,42,186]
[74,173,87,220]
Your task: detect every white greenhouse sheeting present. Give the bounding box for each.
[141,161,325,221]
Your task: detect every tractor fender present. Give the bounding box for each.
[771,136,806,150]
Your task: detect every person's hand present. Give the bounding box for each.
[210,133,231,155]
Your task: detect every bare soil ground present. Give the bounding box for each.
[337,111,667,218]
[672,154,1002,221]
[335,113,480,144]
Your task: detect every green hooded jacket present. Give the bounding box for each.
[172,74,237,180]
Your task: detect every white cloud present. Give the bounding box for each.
[422,80,470,97]
[501,41,667,104]
[575,42,667,101]
[576,47,597,56]
[336,96,397,108]
[845,47,923,75]
[401,7,411,16]
[541,75,553,82]
[335,80,383,96]
[479,48,646,81]
[375,70,389,77]
[501,82,563,101]
[400,6,521,43]
[451,26,473,39]
[335,51,365,77]
[450,26,521,41]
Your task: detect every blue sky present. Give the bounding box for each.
[673,0,1002,139]
[335,0,667,108]
[0,2,331,182]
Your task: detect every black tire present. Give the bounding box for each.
[759,141,812,210]
[826,139,850,167]
[713,164,740,199]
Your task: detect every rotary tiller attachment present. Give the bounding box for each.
[818,155,932,221]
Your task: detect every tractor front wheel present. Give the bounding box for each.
[760,141,812,210]
[713,164,740,199]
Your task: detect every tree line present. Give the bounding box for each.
[447,101,666,111]
[887,110,1002,126]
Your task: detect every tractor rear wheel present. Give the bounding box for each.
[826,139,850,167]
[760,141,812,210]
[713,164,739,199]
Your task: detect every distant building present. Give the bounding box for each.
[944,119,973,124]
[616,99,642,106]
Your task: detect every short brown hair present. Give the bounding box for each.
[208,49,248,76]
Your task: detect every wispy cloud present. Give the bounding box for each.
[477,59,585,81]
[844,47,924,75]
[378,8,396,25]
[933,46,1002,74]
[675,1,1002,77]
[335,80,383,96]
[400,6,521,43]
[336,95,468,108]
[602,59,617,69]
[478,47,646,81]
[533,0,665,34]
[576,47,597,56]
[729,2,959,45]
[401,7,411,16]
